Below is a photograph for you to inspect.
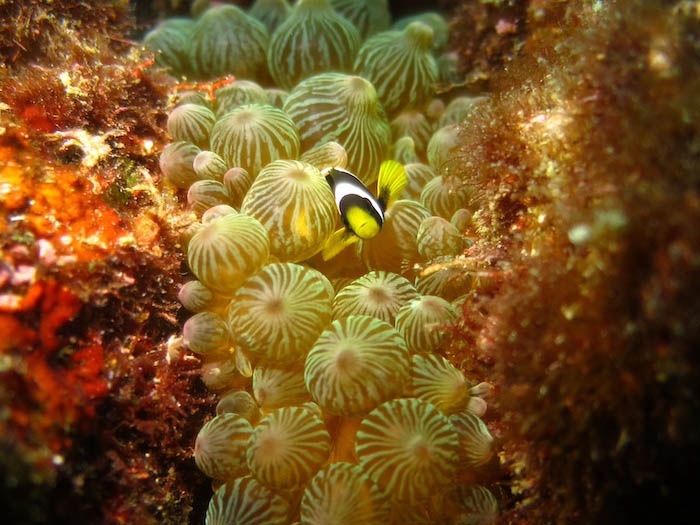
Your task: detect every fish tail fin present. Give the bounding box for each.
[322,228,360,260]
[376,160,407,211]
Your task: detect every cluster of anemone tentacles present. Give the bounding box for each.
[149,0,496,523]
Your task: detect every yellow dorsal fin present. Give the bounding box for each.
[322,227,360,261]
[376,160,407,211]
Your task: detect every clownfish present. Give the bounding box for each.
[321,160,407,260]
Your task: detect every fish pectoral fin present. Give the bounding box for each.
[376,160,407,211]
[322,228,359,261]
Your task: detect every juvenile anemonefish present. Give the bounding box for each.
[321,160,407,260]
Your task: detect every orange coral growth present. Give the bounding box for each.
[36,279,82,351]
[173,75,238,102]
[25,342,108,438]
[0,314,36,352]
[0,134,128,262]
[26,166,127,261]
[19,103,62,134]
[0,144,36,213]
[0,282,44,313]
[1,279,107,453]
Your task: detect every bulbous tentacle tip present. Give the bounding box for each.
[404,21,435,51]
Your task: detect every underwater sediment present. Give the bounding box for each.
[0,0,698,524]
